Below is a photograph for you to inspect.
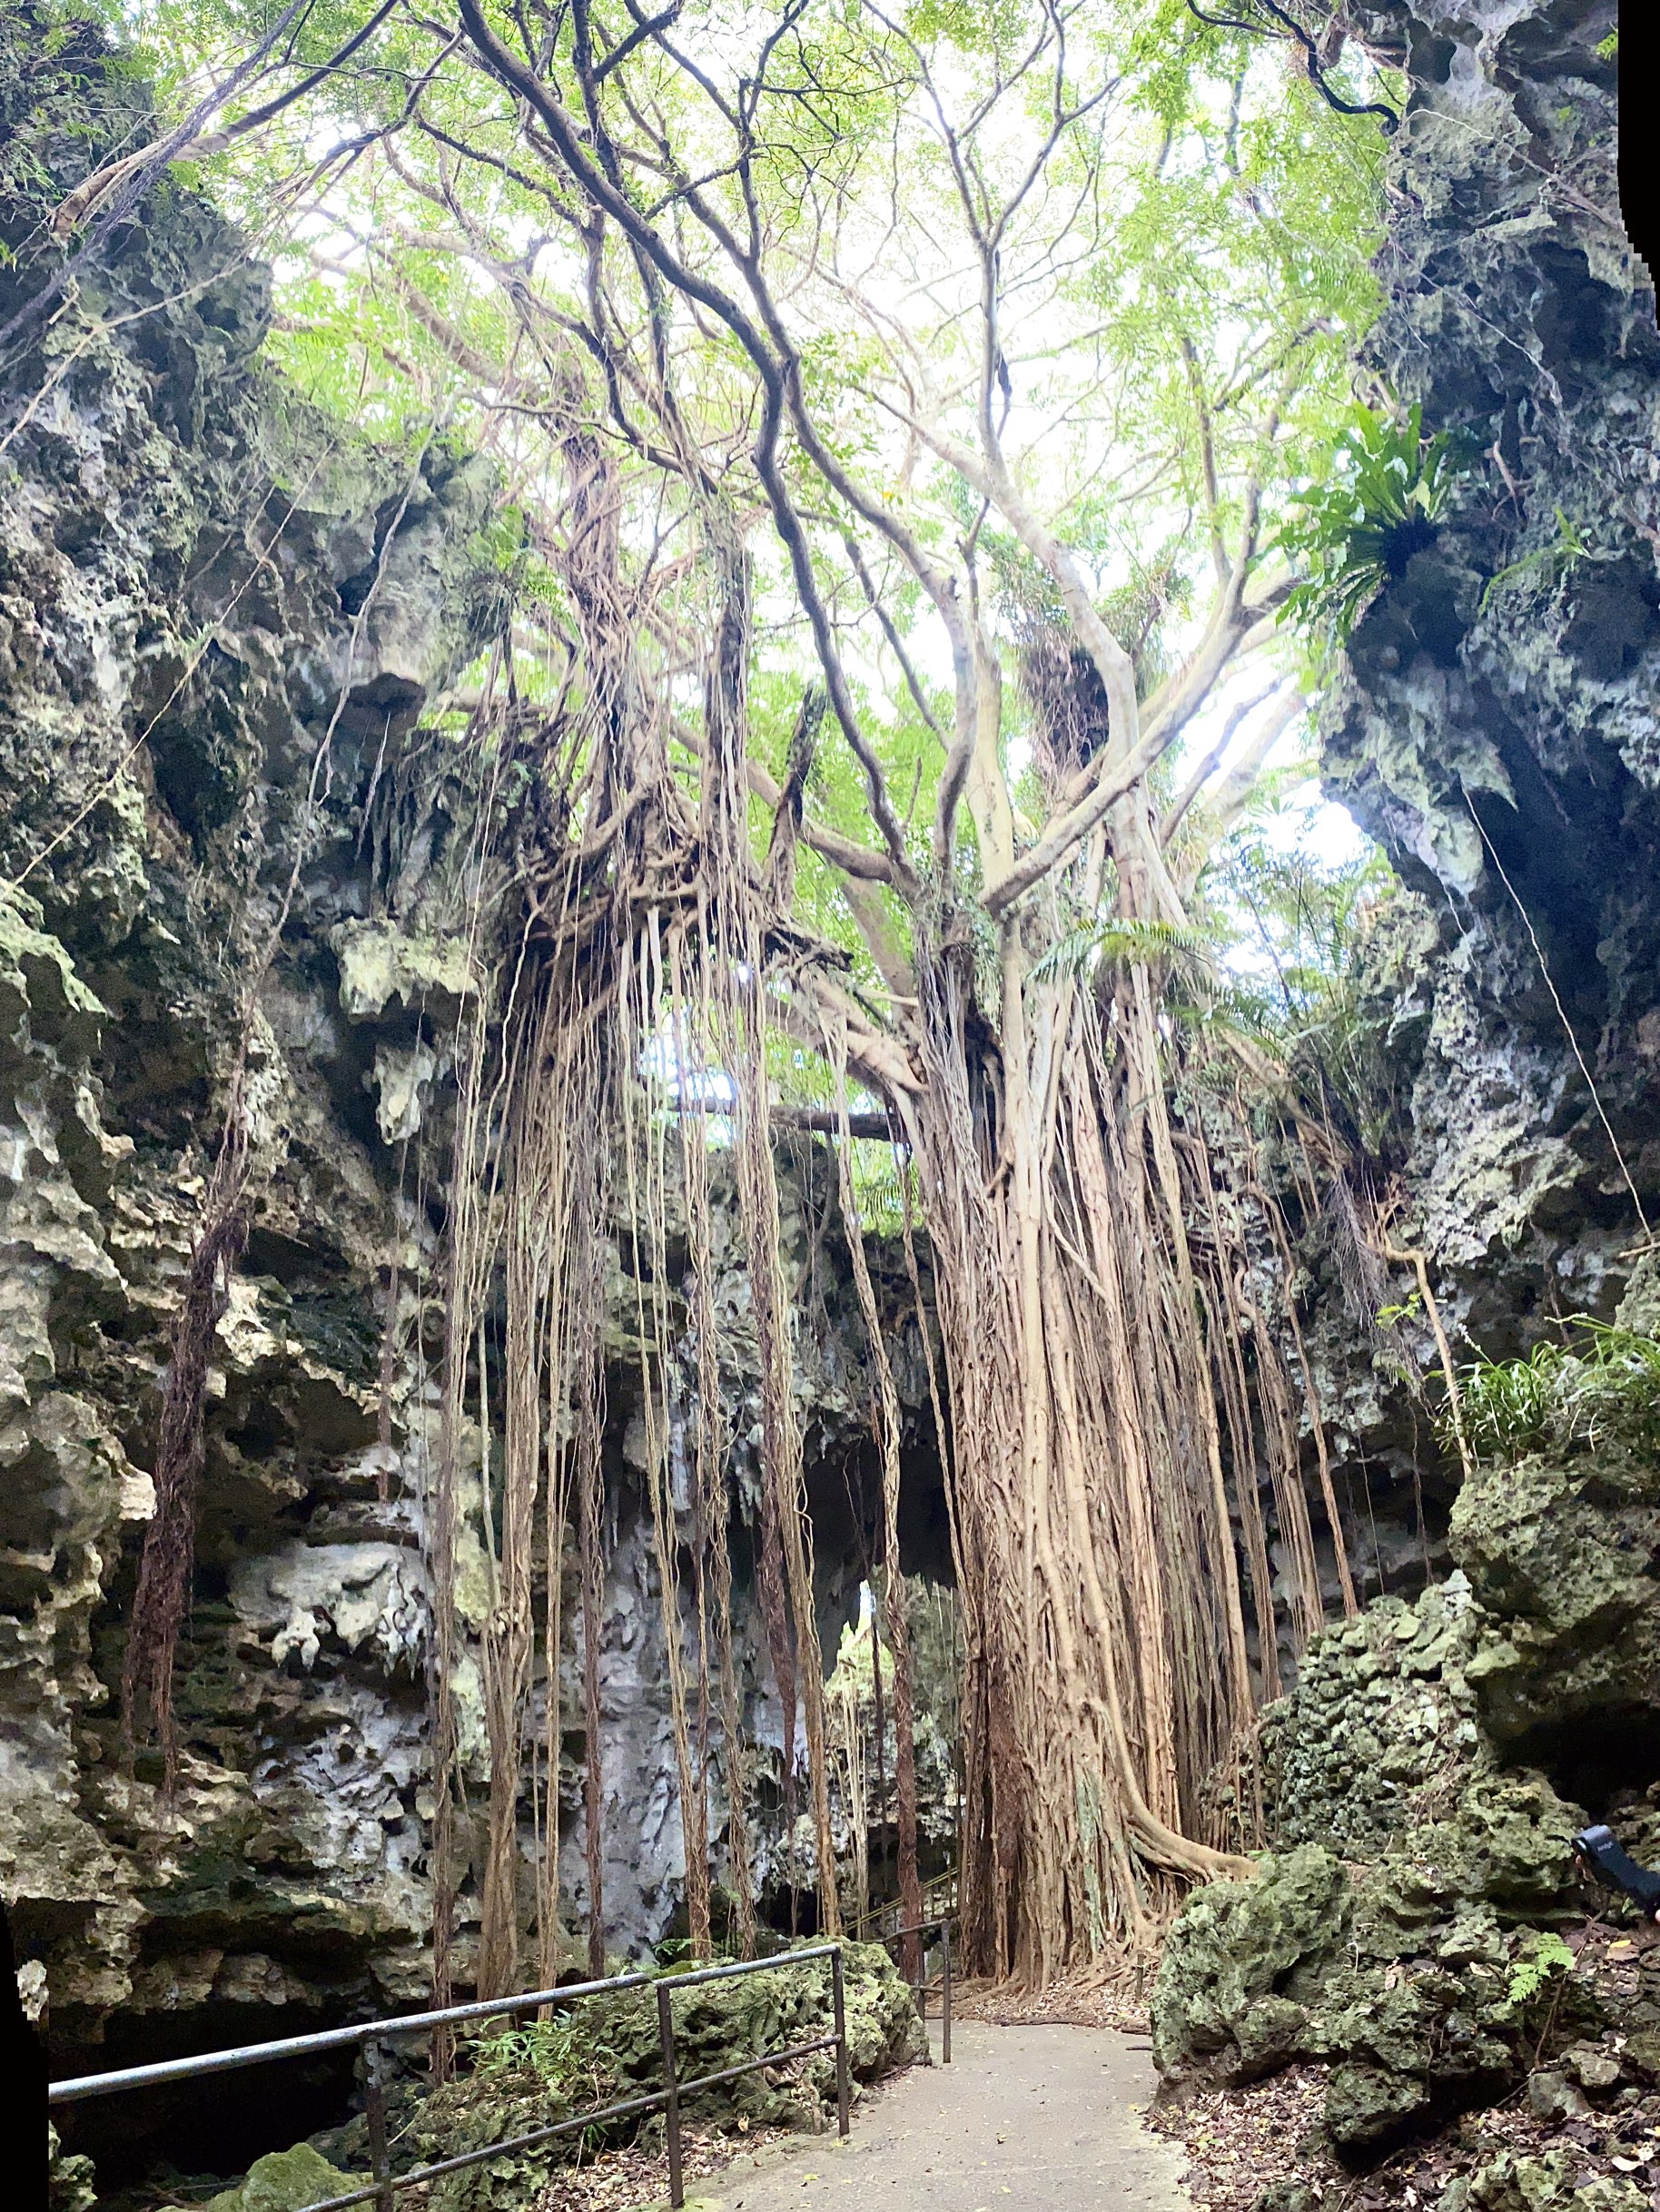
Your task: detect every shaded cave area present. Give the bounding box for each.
[45,1138,971,2192]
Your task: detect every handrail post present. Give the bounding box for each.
[940,1923,952,2066]
[364,2041,394,2212]
[830,1946,850,2140]
[657,1980,684,2210]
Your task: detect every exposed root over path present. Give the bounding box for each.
[953,1970,1151,2035]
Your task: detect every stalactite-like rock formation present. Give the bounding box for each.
[1,8,497,2083]
[1326,0,1657,1317]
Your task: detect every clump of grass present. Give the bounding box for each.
[1440,1320,1660,1466]
[1453,1340,1567,1464]
[469,2006,625,2094]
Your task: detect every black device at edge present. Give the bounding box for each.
[1573,1823,1660,1918]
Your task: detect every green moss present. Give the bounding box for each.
[1440,2148,1646,2212]
[199,2145,354,2212]
[1452,1442,1660,1751]
[48,2125,96,2212]
[1156,1610,1602,2159]
[1151,1846,1349,2074]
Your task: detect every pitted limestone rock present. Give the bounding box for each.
[1261,1580,1481,1856]
[230,1540,428,1676]
[1156,1569,1602,2160]
[1451,1429,1660,1757]
[1438,2149,1648,2212]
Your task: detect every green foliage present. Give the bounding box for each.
[47,2127,97,2212]
[1447,1322,1660,1466]
[828,1606,895,1709]
[1453,1340,1569,1465]
[1504,1929,1574,2011]
[1479,507,1589,614]
[469,2008,623,2105]
[67,0,1389,1063]
[414,1947,918,2211]
[1029,916,1208,989]
[654,1931,740,1968]
[1188,783,1401,1155]
[1277,405,1469,643]
[761,1028,915,1238]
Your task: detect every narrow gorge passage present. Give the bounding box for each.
[9,3,1659,2211]
[699,2026,1190,2212]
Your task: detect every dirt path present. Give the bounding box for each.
[686,2021,1192,2212]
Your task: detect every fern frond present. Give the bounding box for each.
[1030,916,1209,987]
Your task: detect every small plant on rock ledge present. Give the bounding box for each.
[1441,1320,1660,1466]
[1505,1928,1576,2012]
[1277,402,1470,644]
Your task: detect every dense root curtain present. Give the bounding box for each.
[910,914,1355,1980]
[419,484,851,1998]
[412,520,1361,1998]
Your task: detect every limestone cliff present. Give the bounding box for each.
[1153,0,1660,2181]
[1324,0,1656,1341]
[0,0,505,2103]
[1240,0,1660,1630]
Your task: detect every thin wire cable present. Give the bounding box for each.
[1464,791,1653,1243]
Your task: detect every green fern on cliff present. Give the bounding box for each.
[1276,403,1469,644]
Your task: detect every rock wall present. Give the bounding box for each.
[1,4,504,2089]
[1155,1276,1660,2166]
[0,25,952,2173]
[1239,0,1660,1633]
[1322,0,1657,1335]
[1153,0,1660,2178]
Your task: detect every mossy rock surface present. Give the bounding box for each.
[48,2125,97,2212]
[1452,1443,1660,1755]
[198,2145,355,2212]
[1155,1586,1615,2160]
[1159,1330,1660,2170]
[1151,1846,1349,2074]
[1260,1582,1481,1860]
[1438,2148,1649,2212]
[178,1950,917,2212]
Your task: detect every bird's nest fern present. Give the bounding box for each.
[1276,403,1470,644]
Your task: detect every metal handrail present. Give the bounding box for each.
[877,1913,954,2065]
[49,1944,853,2212]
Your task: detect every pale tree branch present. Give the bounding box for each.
[1159,682,1280,847]
[1194,687,1307,840]
[455,0,921,892]
[46,0,400,241]
[1164,686,1307,896]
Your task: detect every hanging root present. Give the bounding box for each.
[122,1207,249,1798]
[828,1023,924,1970]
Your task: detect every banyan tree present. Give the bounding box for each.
[100,0,1405,1991]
